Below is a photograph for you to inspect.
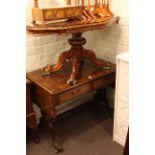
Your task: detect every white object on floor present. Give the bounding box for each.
[113,52,129,146]
[32,103,41,124]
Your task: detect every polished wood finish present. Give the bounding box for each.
[34,0,38,8]
[26,79,40,143]
[27,59,116,152]
[27,16,119,33]
[67,0,71,5]
[28,1,119,85]
[93,0,113,17]
[32,6,83,23]
[27,16,119,85]
[41,32,111,85]
[32,0,114,24]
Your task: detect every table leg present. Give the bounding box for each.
[42,32,110,85]
[96,87,113,116]
[45,119,63,153]
[92,88,113,116]
[50,50,73,72]
[42,102,63,153]
[67,59,84,85]
[83,49,110,67]
[30,125,40,143]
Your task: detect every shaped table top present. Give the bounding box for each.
[26,16,119,34]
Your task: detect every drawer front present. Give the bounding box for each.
[93,73,115,89]
[117,60,129,103]
[43,7,82,21]
[115,120,128,141]
[59,84,90,103]
[117,100,129,123]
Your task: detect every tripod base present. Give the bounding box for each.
[42,32,111,85]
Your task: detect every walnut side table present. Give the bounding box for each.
[27,59,116,152]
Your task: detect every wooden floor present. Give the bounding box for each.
[26,102,123,155]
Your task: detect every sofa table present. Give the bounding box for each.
[26,59,115,153]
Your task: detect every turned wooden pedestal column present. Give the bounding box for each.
[43,32,110,85]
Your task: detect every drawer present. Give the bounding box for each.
[117,60,129,103]
[115,120,128,141]
[59,84,90,103]
[93,73,115,89]
[117,100,129,123]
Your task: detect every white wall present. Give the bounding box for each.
[26,32,70,72]
[84,0,129,63]
[81,0,129,107]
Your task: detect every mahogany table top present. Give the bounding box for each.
[26,16,119,34]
